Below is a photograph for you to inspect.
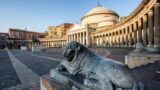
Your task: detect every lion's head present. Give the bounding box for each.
[62,41,82,63]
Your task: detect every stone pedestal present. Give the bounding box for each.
[40,75,70,90]
[125,54,160,68]
[40,69,92,90]
[21,46,27,50]
[32,46,42,53]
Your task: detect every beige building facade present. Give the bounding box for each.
[39,23,73,48]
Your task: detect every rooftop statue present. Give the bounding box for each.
[51,41,144,90]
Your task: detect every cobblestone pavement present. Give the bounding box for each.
[0,47,159,89]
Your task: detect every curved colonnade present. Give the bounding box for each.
[91,0,160,47]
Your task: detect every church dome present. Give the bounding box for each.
[81,5,119,26]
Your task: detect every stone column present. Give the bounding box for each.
[68,35,70,42]
[78,33,81,43]
[77,33,79,42]
[70,35,72,41]
[75,33,77,42]
[69,35,71,42]
[129,25,133,46]
[115,32,117,46]
[80,33,82,44]
[94,36,96,46]
[105,34,108,46]
[154,3,160,47]
[113,32,115,46]
[118,30,120,46]
[72,34,74,41]
[119,30,122,46]
[133,22,137,46]
[137,19,142,43]
[86,31,90,47]
[74,34,76,41]
[75,34,76,41]
[70,34,72,41]
[83,32,85,45]
[142,14,148,46]
[70,34,73,41]
[98,36,100,46]
[96,36,98,46]
[109,34,111,46]
[111,33,113,46]
[122,29,125,46]
[71,34,73,41]
[125,27,129,46]
[148,10,154,47]
[76,33,78,42]
[99,36,101,46]
[95,36,97,46]
[103,35,105,46]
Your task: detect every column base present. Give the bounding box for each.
[124,45,128,47]
[145,47,160,54]
[132,45,136,48]
[147,45,154,48]
[128,45,132,47]
[154,45,160,48]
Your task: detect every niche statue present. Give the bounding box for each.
[55,41,144,90]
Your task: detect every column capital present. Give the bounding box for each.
[143,14,147,21]
[148,10,153,15]
[154,3,160,7]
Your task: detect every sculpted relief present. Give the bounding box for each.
[51,41,144,90]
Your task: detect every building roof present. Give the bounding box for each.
[68,24,85,32]
[82,6,119,20]
[0,33,9,37]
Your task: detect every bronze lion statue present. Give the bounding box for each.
[56,41,144,90]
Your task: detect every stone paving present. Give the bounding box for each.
[0,47,159,90]
[7,50,40,90]
[0,50,21,89]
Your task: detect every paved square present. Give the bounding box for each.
[0,47,159,90]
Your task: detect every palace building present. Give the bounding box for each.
[39,23,73,47]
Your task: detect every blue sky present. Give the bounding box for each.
[0,0,142,33]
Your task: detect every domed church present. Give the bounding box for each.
[81,4,119,27]
[67,4,119,46]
